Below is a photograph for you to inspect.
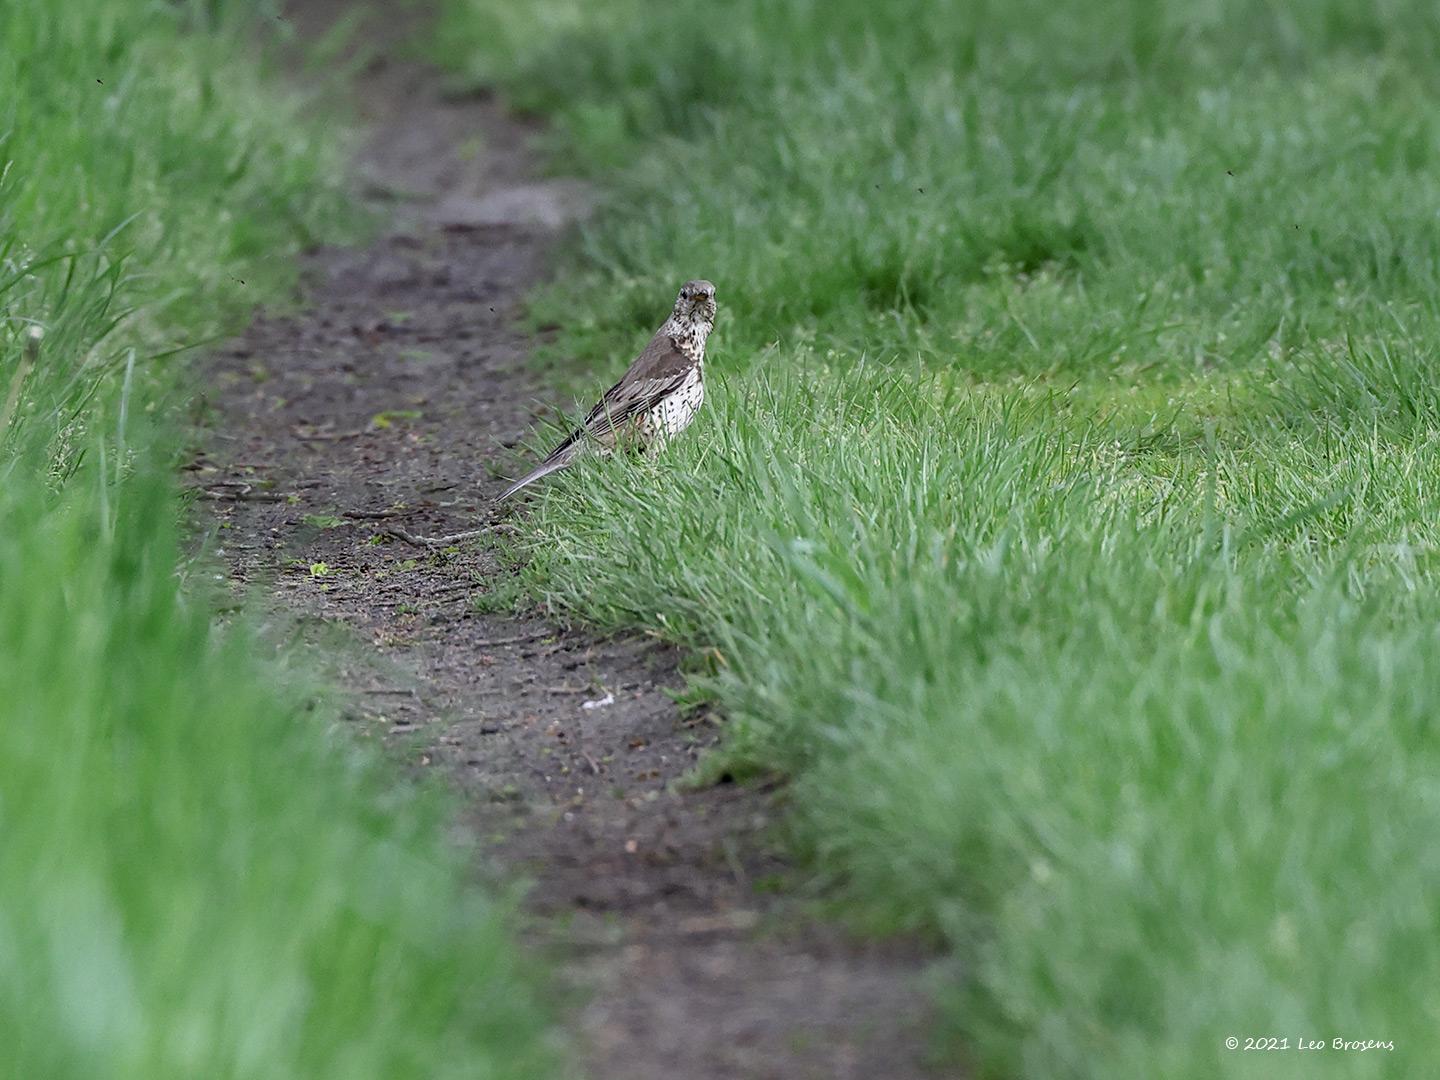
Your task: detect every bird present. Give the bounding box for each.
[497,279,717,501]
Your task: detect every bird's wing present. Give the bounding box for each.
[581,334,694,439]
[525,333,692,472]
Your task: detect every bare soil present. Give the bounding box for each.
[195,4,946,1077]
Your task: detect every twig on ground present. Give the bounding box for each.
[428,528,494,544]
[342,508,402,520]
[194,489,289,506]
[380,525,442,547]
[370,584,473,609]
[380,524,509,548]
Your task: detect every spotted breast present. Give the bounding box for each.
[638,364,704,441]
[496,279,717,501]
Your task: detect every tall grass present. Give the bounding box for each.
[1,2,553,1077]
[439,0,1440,1075]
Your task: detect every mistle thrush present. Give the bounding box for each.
[498,279,716,500]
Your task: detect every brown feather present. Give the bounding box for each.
[497,283,712,501]
[580,334,695,441]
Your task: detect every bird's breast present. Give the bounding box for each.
[640,366,705,439]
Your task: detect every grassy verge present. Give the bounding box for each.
[1,3,553,1077]
[437,1,1440,1075]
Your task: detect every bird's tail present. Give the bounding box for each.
[496,436,582,501]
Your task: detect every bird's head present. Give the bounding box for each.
[675,279,717,325]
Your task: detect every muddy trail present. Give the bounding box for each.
[194,3,942,1077]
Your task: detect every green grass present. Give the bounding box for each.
[438,1,1440,1075]
[1,2,554,1077]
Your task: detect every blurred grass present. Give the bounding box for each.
[1,2,554,1077]
[438,0,1440,1075]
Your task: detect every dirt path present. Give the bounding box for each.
[195,4,943,1077]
